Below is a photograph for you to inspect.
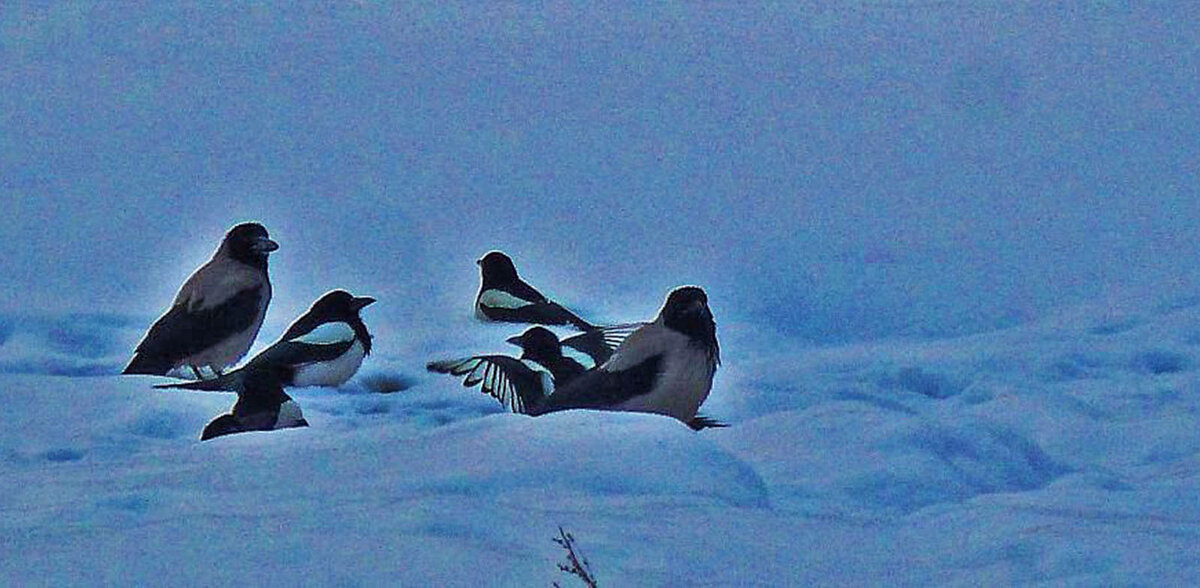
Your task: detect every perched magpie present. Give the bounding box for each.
[123,222,278,378]
[506,323,644,370]
[474,251,594,331]
[530,286,720,425]
[200,366,309,441]
[157,290,375,392]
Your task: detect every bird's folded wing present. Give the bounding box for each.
[253,322,357,367]
[135,286,265,358]
[535,353,664,413]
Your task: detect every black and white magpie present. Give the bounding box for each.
[123,222,278,378]
[506,323,645,370]
[425,326,571,415]
[200,366,309,441]
[530,286,721,425]
[157,289,375,392]
[474,251,594,331]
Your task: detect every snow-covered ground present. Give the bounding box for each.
[3,287,1200,585]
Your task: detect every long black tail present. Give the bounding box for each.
[687,415,729,431]
[550,302,595,331]
[154,369,243,391]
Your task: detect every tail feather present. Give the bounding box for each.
[154,370,243,391]
[687,415,729,431]
[554,304,594,331]
[122,353,175,376]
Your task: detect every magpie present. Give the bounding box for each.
[123,222,278,378]
[529,286,721,425]
[474,251,594,331]
[506,323,645,370]
[157,290,375,392]
[425,326,572,414]
[200,366,309,441]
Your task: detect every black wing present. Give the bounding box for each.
[560,322,647,367]
[478,283,594,331]
[124,286,265,375]
[154,339,353,391]
[427,355,550,414]
[532,354,664,415]
[248,338,354,371]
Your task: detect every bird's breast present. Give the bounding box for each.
[291,340,367,388]
[616,344,716,422]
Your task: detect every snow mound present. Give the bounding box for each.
[0,313,140,376]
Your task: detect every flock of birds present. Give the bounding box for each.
[123,222,723,440]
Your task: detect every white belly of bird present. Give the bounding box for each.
[291,340,366,388]
[616,345,715,422]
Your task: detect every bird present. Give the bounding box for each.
[529,286,720,425]
[156,290,376,392]
[474,251,594,331]
[123,222,278,378]
[506,323,645,370]
[200,366,309,441]
[433,286,724,429]
[426,326,570,415]
[504,324,727,430]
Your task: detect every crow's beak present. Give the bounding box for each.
[352,296,377,311]
[505,334,523,346]
[252,237,280,253]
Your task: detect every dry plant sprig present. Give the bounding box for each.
[552,526,598,588]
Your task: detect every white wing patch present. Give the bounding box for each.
[560,346,597,370]
[478,289,533,310]
[294,322,356,346]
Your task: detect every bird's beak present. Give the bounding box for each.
[252,237,280,253]
[352,296,377,311]
[505,334,522,346]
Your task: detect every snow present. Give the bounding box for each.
[4,2,1200,586]
[3,292,1200,585]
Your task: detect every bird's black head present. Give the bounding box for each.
[477,250,519,285]
[505,326,563,361]
[222,222,279,269]
[308,289,377,320]
[240,365,291,404]
[660,285,719,353]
